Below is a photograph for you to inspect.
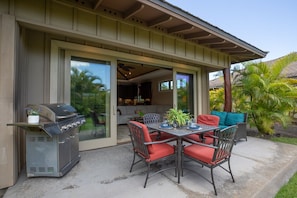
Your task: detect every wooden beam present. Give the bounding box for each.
[93,0,104,10]
[123,3,144,19]
[223,68,232,112]
[168,24,194,34]
[184,31,211,39]
[210,43,237,49]
[198,38,225,45]
[222,49,247,53]
[148,15,172,27]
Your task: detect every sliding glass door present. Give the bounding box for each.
[65,51,117,151]
[175,72,195,115]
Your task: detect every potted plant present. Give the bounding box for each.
[165,108,190,128]
[26,108,40,124]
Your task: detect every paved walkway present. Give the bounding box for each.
[3,137,297,198]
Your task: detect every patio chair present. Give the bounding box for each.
[182,125,238,195]
[142,113,175,140]
[90,111,106,137]
[128,121,176,188]
[186,114,220,144]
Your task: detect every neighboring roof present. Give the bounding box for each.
[265,53,297,78]
[58,0,267,63]
[209,52,297,89]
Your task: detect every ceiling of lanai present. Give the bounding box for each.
[58,0,267,64]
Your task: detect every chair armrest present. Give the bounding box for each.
[144,137,177,145]
[182,137,217,149]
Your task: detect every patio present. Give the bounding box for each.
[3,136,297,198]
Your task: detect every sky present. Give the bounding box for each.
[166,0,297,62]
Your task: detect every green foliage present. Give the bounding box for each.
[166,108,191,127]
[71,67,107,116]
[271,136,297,145]
[275,171,297,198]
[234,53,297,135]
[209,88,225,111]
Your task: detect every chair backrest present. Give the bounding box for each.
[143,113,160,124]
[212,125,237,163]
[197,114,220,126]
[128,121,154,159]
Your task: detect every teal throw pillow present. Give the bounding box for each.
[225,112,244,126]
[211,110,227,125]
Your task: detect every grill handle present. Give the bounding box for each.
[56,114,77,120]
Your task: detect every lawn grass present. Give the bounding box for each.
[271,136,297,197]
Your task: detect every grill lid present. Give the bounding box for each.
[27,103,77,122]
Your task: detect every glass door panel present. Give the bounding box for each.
[176,73,194,115]
[71,57,110,142]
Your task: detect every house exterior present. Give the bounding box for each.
[0,0,266,188]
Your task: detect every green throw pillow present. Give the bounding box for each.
[211,110,227,125]
[225,112,244,126]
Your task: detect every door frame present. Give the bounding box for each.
[50,41,117,150]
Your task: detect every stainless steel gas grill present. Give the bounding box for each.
[8,103,86,177]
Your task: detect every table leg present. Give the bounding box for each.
[177,137,182,183]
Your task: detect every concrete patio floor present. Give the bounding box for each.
[3,136,297,198]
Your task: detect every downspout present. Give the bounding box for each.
[223,68,232,112]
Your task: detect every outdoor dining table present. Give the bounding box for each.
[145,122,219,184]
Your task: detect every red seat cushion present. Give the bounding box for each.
[184,144,214,164]
[130,121,174,156]
[186,134,202,142]
[147,143,175,162]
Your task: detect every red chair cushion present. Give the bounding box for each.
[147,143,175,161]
[184,144,214,164]
[197,114,220,126]
[186,134,201,142]
[130,121,154,153]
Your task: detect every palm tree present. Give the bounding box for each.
[234,53,297,135]
[71,67,106,115]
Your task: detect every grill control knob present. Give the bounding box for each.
[72,122,77,127]
[61,125,68,131]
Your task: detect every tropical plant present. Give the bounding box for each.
[71,67,106,116]
[233,53,297,135]
[166,108,190,127]
[209,88,225,111]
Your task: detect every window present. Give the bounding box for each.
[160,80,173,91]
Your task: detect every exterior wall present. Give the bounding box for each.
[0,0,232,188]
[151,74,173,105]
[0,14,17,189]
[9,0,229,69]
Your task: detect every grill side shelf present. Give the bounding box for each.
[7,122,53,137]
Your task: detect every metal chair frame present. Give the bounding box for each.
[128,121,176,188]
[183,125,238,195]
